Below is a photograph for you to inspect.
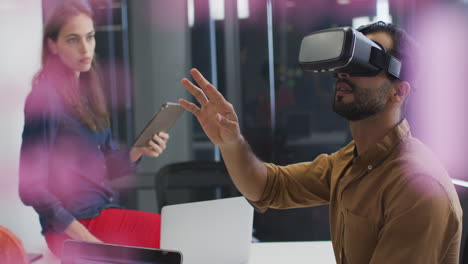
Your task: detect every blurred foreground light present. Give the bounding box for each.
[411,4,468,180]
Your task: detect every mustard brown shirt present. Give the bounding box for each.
[250,120,462,264]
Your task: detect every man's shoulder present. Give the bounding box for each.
[384,138,462,217]
[396,137,449,182]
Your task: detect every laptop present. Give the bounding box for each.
[61,240,182,264]
[160,196,254,264]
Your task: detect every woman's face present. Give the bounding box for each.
[47,13,95,76]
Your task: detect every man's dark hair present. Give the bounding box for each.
[357,21,418,118]
[357,21,418,84]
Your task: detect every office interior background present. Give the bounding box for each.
[2,0,468,261]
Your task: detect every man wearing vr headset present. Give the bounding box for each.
[179,21,462,264]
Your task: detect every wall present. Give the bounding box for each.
[128,0,192,212]
[0,0,45,252]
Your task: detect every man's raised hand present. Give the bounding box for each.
[179,68,241,147]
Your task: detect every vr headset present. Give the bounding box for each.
[299,27,401,79]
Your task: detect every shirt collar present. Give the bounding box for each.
[352,119,412,170]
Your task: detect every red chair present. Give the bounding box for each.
[0,226,29,264]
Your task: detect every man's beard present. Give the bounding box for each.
[332,78,390,121]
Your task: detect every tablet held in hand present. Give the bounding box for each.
[133,102,185,147]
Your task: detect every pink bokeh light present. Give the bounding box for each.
[409,4,468,180]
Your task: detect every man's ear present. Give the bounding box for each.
[47,38,58,55]
[393,81,411,103]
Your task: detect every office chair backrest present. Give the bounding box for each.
[154,161,239,213]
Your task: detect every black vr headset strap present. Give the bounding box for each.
[370,47,401,79]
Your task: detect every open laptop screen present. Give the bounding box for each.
[61,240,182,264]
[160,196,254,264]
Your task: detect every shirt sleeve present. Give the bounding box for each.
[249,153,334,212]
[19,93,75,235]
[369,174,461,264]
[103,131,138,180]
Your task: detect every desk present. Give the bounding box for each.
[32,241,335,264]
[249,241,335,264]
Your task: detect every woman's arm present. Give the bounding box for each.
[64,220,102,243]
[103,129,169,180]
[19,92,76,234]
